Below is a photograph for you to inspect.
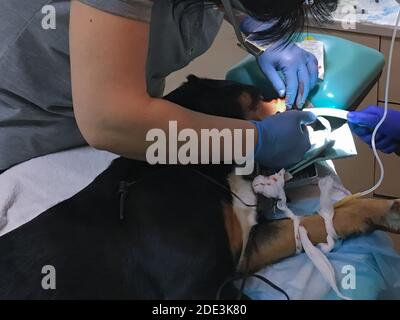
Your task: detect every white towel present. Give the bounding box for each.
[0,147,118,237]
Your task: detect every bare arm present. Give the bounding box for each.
[70,1,256,161]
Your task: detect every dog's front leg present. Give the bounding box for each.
[241,199,400,273]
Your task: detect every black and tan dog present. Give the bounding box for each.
[0,75,399,299]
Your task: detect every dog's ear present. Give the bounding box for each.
[187,74,200,83]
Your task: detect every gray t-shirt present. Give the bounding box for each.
[0,0,223,170]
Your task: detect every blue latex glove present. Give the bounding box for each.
[347,106,400,154]
[257,43,319,110]
[240,17,319,109]
[250,111,317,169]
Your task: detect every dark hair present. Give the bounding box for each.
[173,0,338,44]
[164,75,260,120]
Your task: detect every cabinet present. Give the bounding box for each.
[379,38,400,103]
[376,38,400,197]
[333,87,377,194]
[374,103,400,198]
[309,27,399,198]
[308,27,379,194]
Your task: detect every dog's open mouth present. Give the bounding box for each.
[238,91,286,121]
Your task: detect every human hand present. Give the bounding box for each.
[250,110,317,169]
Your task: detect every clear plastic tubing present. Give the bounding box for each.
[359,8,400,197]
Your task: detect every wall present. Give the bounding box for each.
[165,21,248,94]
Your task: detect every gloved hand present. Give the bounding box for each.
[257,43,319,110]
[347,106,400,154]
[240,16,319,109]
[250,111,317,169]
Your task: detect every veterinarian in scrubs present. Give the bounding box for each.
[0,0,339,171]
[348,106,400,155]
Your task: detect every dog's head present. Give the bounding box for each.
[164,75,279,121]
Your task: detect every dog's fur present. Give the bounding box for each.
[0,75,399,299]
[0,76,261,299]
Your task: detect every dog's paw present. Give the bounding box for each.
[334,199,400,237]
[366,199,400,234]
[384,200,400,234]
